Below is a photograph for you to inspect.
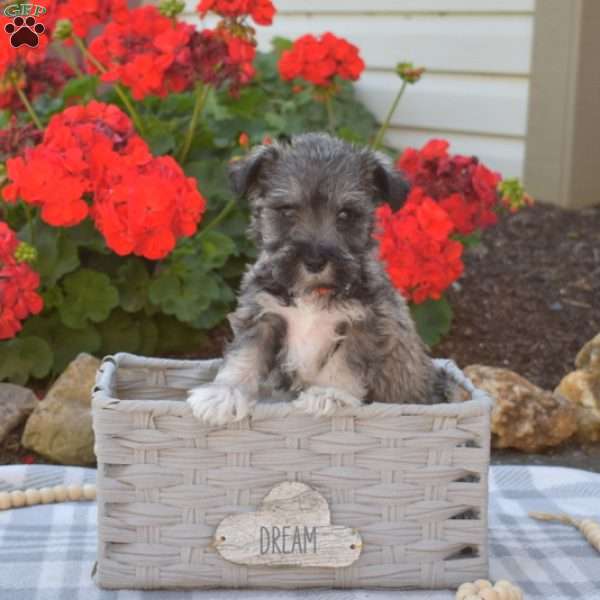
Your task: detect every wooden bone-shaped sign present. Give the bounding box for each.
[214,482,362,567]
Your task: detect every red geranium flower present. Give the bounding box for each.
[2,101,146,227]
[165,27,257,94]
[0,221,44,340]
[396,139,502,235]
[3,100,206,259]
[93,155,206,260]
[87,6,194,100]
[196,0,276,26]
[279,32,365,87]
[376,188,464,304]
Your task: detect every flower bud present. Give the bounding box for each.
[158,0,185,18]
[238,132,249,147]
[14,241,37,264]
[396,62,425,84]
[53,18,73,41]
[498,177,533,213]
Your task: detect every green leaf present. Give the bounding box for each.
[41,286,64,309]
[184,159,230,201]
[199,230,237,269]
[138,317,159,356]
[116,259,150,313]
[154,314,207,355]
[31,94,64,119]
[31,224,80,286]
[0,336,53,384]
[271,36,293,54]
[61,75,99,102]
[149,269,218,323]
[97,309,141,355]
[453,230,482,248]
[22,314,101,375]
[59,269,119,329]
[410,298,453,347]
[65,220,107,253]
[143,115,177,155]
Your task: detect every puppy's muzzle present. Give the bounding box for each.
[301,243,336,274]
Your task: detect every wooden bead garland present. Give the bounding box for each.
[0,483,96,510]
[456,579,524,600]
[530,511,600,552]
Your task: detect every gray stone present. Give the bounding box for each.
[21,353,101,465]
[0,384,37,444]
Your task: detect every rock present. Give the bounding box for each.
[464,365,576,452]
[0,384,37,444]
[21,353,101,465]
[576,333,600,372]
[556,369,600,442]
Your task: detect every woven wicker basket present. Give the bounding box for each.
[92,352,491,590]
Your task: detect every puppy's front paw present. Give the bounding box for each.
[187,384,254,426]
[293,386,362,417]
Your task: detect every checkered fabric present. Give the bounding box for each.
[0,464,598,600]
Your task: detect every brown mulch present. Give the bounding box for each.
[433,201,600,391]
[2,201,599,466]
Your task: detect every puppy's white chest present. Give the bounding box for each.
[259,294,354,383]
[283,301,341,380]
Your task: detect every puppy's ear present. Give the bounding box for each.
[371,152,410,211]
[229,144,279,199]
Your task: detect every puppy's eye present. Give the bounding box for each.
[337,209,355,222]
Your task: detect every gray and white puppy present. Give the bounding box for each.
[188,133,447,426]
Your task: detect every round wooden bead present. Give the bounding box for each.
[25,488,41,506]
[479,588,499,600]
[0,492,11,510]
[513,587,523,600]
[457,583,478,599]
[82,484,96,501]
[494,585,516,600]
[67,484,82,501]
[53,485,68,502]
[39,487,55,504]
[10,490,26,508]
[475,580,493,590]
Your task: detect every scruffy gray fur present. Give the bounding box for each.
[188,133,450,426]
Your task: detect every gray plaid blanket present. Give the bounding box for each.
[0,465,599,600]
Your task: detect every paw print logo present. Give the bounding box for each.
[4,16,45,48]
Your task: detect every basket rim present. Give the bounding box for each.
[92,352,493,420]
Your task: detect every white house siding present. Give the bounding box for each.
[184,0,535,178]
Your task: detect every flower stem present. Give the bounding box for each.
[198,198,236,238]
[73,35,145,134]
[23,204,35,245]
[12,80,42,129]
[57,45,82,77]
[371,80,408,151]
[177,83,209,164]
[325,94,336,134]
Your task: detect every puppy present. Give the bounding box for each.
[188,133,448,426]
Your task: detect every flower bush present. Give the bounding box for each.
[0,0,529,383]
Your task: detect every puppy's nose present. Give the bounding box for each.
[303,255,327,273]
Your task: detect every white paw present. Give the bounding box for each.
[293,386,362,417]
[187,384,254,426]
